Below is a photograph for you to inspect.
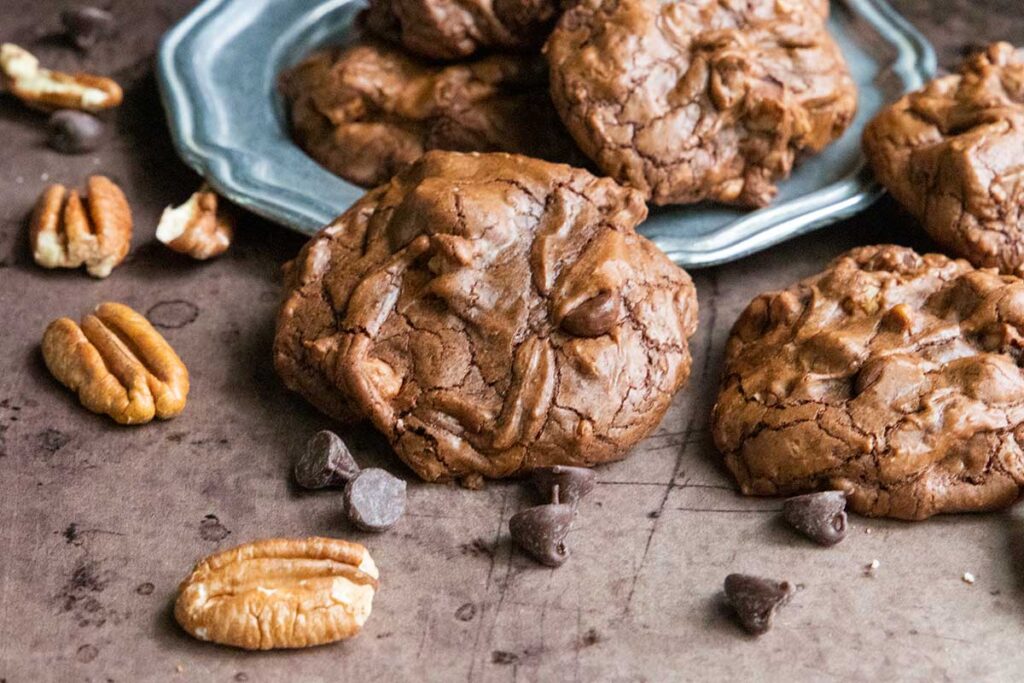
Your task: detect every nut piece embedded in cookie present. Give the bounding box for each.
[863,43,1024,274]
[29,175,132,278]
[42,302,189,424]
[0,43,122,111]
[546,0,857,206]
[712,244,1024,520]
[156,185,234,260]
[174,537,379,650]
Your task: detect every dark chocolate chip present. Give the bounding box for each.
[294,430,360,489]
[47,110,104,154]
[344,468,406,532]
[509,503,574,567]
[723,573,794,636]
[560,291,620,337]
[782,491,847,546]
[529,466,596,506]
[61,6,115,49]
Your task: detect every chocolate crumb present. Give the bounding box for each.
[455,603,477,622]
[492,651,520,665]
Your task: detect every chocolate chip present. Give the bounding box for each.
[560,291,620,337]
[294,430,360,489]
[509,503,574,567]
[529,466,596,506]
[344,468,406,532]
[61,6,115,49]
[723,574,794,636]
[47,110,104,154]
[782,491,847,546]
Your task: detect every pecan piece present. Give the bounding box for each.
[174,537,379,650]
[41,302,189,424]
[156,185,234,260]
[0,43,122,111]
[29,175,132,278]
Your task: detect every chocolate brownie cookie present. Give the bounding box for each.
[712,244,1024,520]
[863,43,1024,274]
[361,0,561,60]
[275,151,699,484]
[280,42,580,188]
[546,0,856,207]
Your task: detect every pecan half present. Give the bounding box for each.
[0,43,122,111]
[29,175,132,278]
[41,302,189,424]
[174,537,379,650]
[156,185,234,260]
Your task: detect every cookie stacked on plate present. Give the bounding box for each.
[279,0,857,205]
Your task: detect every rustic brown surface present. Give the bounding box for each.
[1,2,1023,681]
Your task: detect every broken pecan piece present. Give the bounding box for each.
[0,43,122,111]
[175,537,379,650]
[156,185,234,260]
[29,175,132,278]
[41,302,189,424]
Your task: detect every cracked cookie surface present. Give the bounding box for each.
[280,42,581,189]
[361,0,562,60]
[863,43,1024,274]
[275,151,699,484]
[712,245,1024,520]
[545,0,856,207]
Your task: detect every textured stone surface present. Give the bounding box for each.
[3,1,1024,681]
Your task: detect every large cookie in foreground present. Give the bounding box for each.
[712,245,1024,520]
[863,43,1024,274]
[546,0,856,207]
[361,0,561,60]
[279,42,580,188]
[275,152,699,484]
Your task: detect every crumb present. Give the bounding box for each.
[962,572,976,585]
[864,528,872,534]
[40,172,49,181]
[175,664,184,674]
[864,559,880,576]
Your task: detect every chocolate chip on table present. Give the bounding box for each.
[782,491,848,546]
[294,430,360,489]
[529,466,596,507]
[47,110,104,154]
[723,574,794,636]
[61,6,115,49]
[344,468,407,532]
[509,503,574,567]
[560,291,621,337]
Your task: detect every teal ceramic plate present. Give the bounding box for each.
[157,0,936,267]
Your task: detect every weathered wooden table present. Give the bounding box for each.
[2,1,1024,680]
